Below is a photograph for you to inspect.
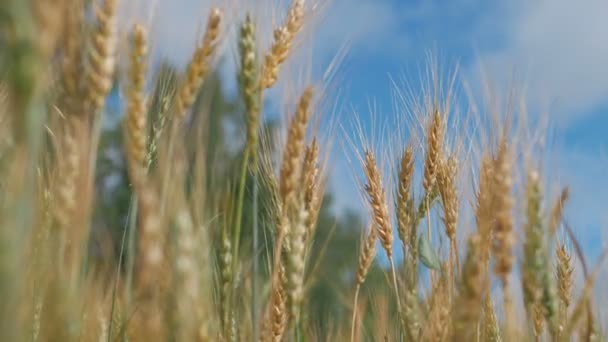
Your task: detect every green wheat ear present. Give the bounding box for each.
[238,14,261,153]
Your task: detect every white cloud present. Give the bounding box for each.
[311,0,407,59]
[474,0,608,124]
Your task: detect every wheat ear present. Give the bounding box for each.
[60,0,84,115]
[261,0,305,89]
[396,146,414,252]
[123,24,149,187]
[277,87,314,328]
[279,87,314,208]
[239,14,262,154]
[84,0,118,114]
[556,243,573,337]
[491,137,515,337]
[174,8,222,120]
[362,150,402,317]
[438,155,459,275]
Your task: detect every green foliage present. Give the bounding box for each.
[418,233,441,271]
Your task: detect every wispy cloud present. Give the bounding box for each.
[472,0,608,124]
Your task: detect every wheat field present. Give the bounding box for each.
[0,0,604,341]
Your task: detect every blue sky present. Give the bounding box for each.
[121,0,608,261]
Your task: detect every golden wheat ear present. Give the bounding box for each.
[422,109,444,195]
[174,8,222,120]
[279,86,315,209]
[362,150,392,258]
[437,155,459,273]
[556,243,573,337]
[123,24,149,187]
[261,0,305,89]
[282,87,316,327]
[84,0,118,114]
[396,146,414,250]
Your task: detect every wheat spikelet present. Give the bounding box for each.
[84,0,118,114]
[238,15,261,152]
[261,0,305,89]
[279,87,314,208]
[396,146,414,250]
[302,138,320,238]
[363,150,392,257]
[123,24,149,187]
[174,8,222,120]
